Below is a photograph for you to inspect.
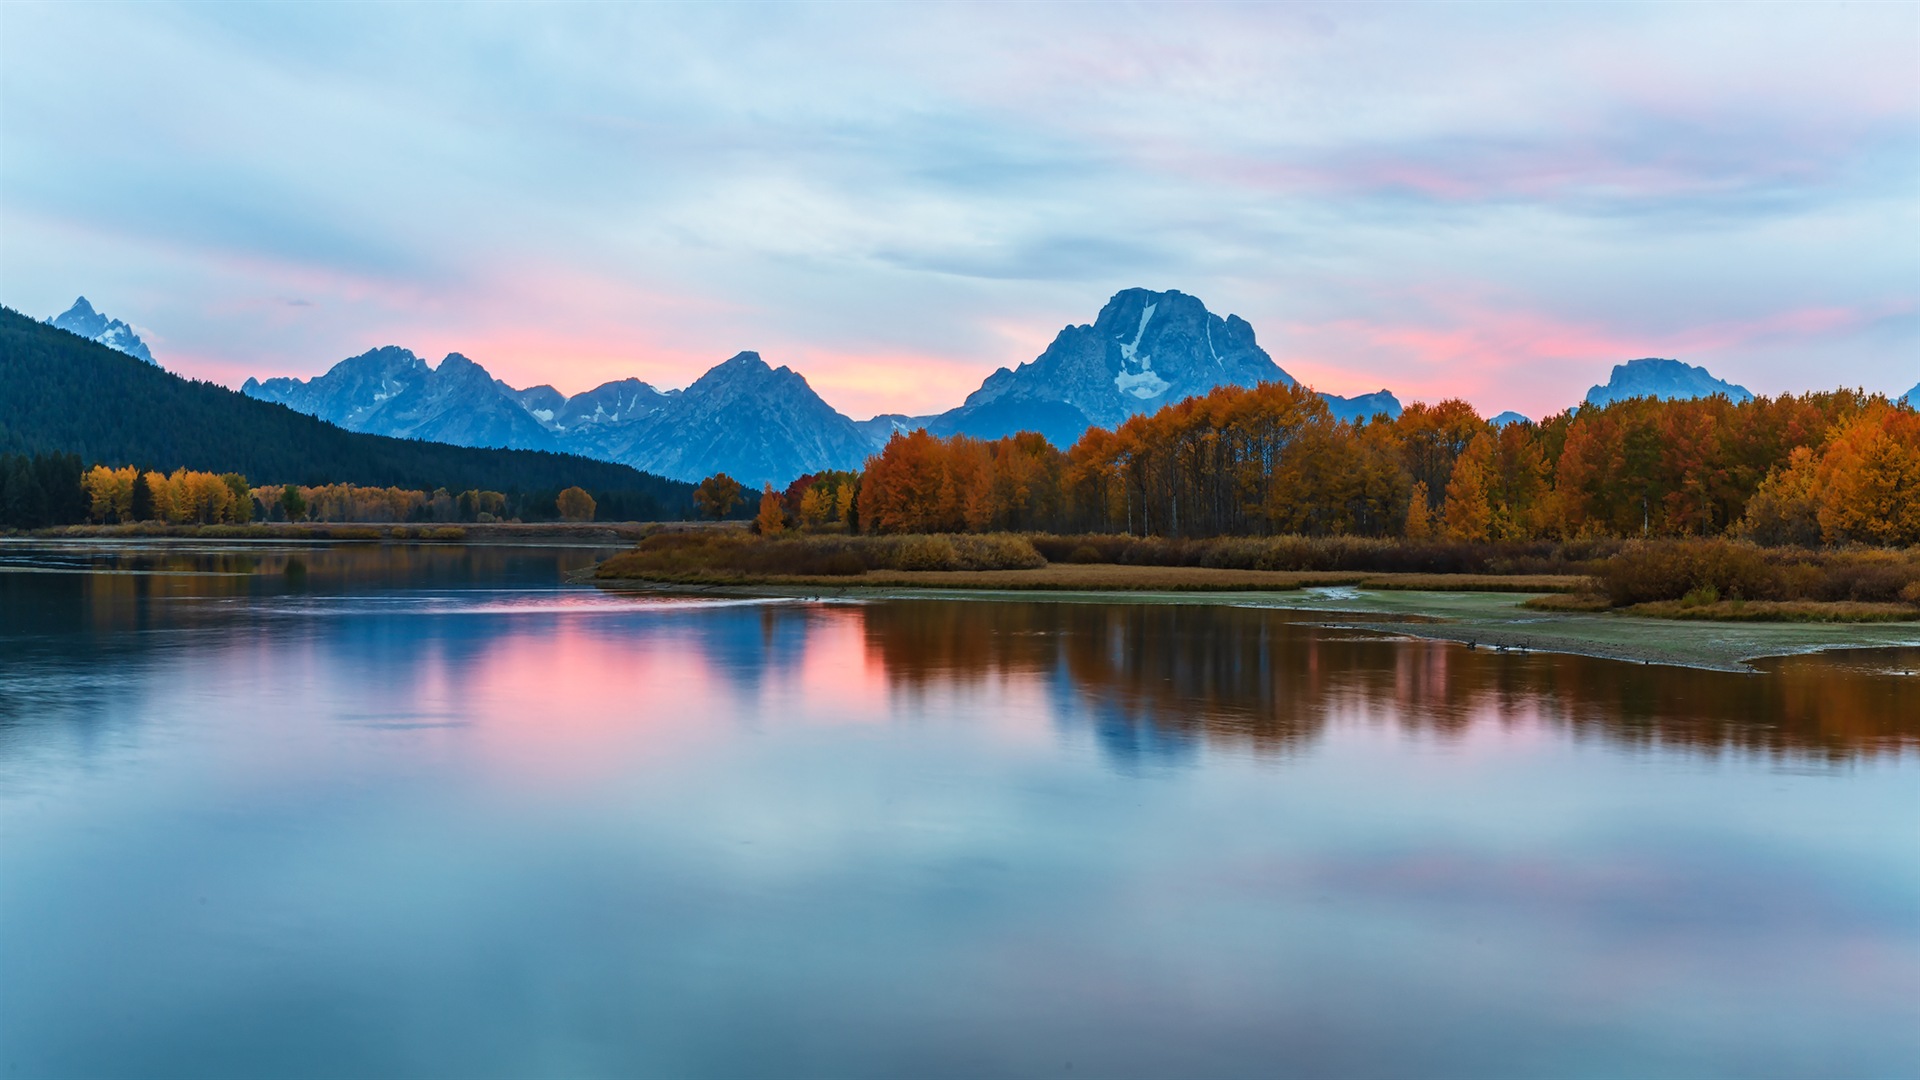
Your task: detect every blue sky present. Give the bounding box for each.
[2,2,1915,419]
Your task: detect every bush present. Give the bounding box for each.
[1598,539,1781,606]
[1068,544,1103,564]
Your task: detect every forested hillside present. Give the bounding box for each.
[0,307,691,518]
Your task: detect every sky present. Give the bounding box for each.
[2,2,1916,420]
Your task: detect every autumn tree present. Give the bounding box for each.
[1404,481,1433,540]
[693,473,745,521]
[556,486,597,522]
[83,465,137,523]
[754,483,786,535]
[1441,433,1495,542]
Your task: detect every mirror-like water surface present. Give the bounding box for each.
[2,543,1916,1079]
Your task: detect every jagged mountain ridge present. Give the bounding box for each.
[245,347,869,488]
[244,347,559,451]
[48,297,156,365]
[1584,358,1753,408]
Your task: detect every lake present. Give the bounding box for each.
[2,542,1916,1079]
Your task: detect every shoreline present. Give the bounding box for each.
[8,534,1916,672]
[596,578,1920,672]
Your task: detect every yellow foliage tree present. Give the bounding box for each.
[555,486,596,522]
[83,465,137,523]
[754,484,785,535]
[1442,434,1495,542]
[1404,480,1432,540]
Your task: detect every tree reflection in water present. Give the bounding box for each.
[858,599,1920,764]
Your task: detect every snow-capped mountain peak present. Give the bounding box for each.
[48,297,157,365]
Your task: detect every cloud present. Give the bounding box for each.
[1,1,1913,418]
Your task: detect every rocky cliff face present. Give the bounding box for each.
[48,297,156,365]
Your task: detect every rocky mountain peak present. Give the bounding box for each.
[48,296,156,365]
[931,287,1294,447]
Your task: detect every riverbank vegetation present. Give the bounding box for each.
[596,528,1920,620]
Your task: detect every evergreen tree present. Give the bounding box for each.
[130,471,155,522]
[3,454,47,528]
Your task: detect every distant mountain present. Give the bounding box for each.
[928,288,1291,447]
[1584,358,1752,408]
[1902,383,1918,408]
[1322,390,1403,423]
[854,413,935,452]
[1,307,691,517]
[47,297,156,365]
[574,351,872,488]
[1490,411,1530,427]
[244,348,559,451]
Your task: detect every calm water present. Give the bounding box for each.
[2,542,1916,1079]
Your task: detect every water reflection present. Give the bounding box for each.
[858,600,1920,764]
[2,546,1917,1078]
[4,551,1916,768]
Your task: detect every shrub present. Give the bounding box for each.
[1598,539,1780,606]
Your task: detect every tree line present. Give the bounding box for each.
[0,459,603,529]
[717,383,1917,546]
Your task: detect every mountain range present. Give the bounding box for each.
[65,292,1869,490]
[48,297,156,365]
[238,288,1408,487]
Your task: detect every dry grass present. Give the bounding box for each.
[1624,599,1920,623]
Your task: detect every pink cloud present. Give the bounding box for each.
[1279,299,1898,418]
